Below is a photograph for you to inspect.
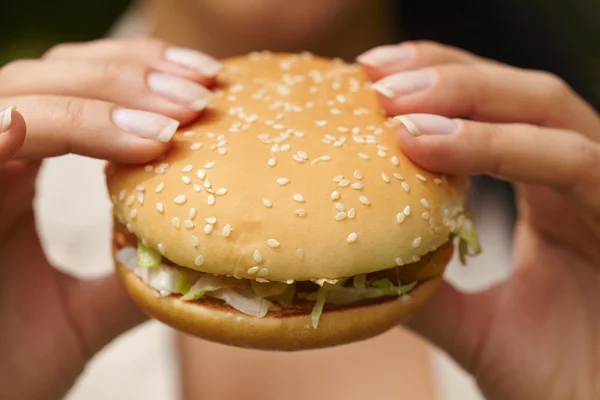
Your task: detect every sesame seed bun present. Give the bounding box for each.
[106,51,471,350]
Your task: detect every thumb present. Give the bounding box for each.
[404,280,495,374]
[60,271,148,359]
[0,106,26,164]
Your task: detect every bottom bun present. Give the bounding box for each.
[115,257,447,351]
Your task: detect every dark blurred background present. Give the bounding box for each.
[1,0,598,107]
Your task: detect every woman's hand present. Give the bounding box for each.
[0,39,221,400]
[358,41,600,399]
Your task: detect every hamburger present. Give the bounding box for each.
[106,51,480,351]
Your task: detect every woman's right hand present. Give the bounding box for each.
[0,39,221,399]
[0,38,221,161]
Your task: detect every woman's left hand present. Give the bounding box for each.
[357,41,600,399]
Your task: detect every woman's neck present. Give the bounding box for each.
[143,0,397,61]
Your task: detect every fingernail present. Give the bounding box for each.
[1,106,16,133]
[371,69,434,99]
[148,72,213,111]
[394,114,458,136]
[357,44,413,67]
[112,109,180,143]
[164,47,222,76]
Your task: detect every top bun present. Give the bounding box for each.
[106,52,469,282]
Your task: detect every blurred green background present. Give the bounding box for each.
[1,0,598,103]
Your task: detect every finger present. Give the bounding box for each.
[357,40,491,81]
[370,64,600,139]
[403,280,493,374]
[395,114,600,211]
[0,106,26,164]
[0,96,178,163]
[59,272,148,359]
[0,59,213,122]
[42,38,222,84]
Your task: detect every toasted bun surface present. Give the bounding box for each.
[115,251,447,350]
[106,52,468,282]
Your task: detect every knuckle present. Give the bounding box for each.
[0,59,34,78]
[42,42,76,59]
[58,97,88,129]
[93,60,146,90]
[538,71,571,102]
[575,138,600,181]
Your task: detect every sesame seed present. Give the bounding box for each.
[412,255,421,262]
[273,123,285,130]
[258,268,269,277]
[347,208,356,218]
[172,217,180,229]
[293,194,305,202]
[413,237,422,248]
[331,191,341,201]
[420,198,431,209]
[181,165,193,173]
[359,195,371,205]
[293,154,304,163]
[391,156,400,166]
[267,239,280,248]
[333,175,344,183]
[267,157,277,167]
[402,182,410,192]
[191,235,199,248]
[204,161,216,169]
[262,197,273,208]
[325,134,336,141]
[216,188,228,196]
[421,212,431,220]
[205,217,217,224]
[294,209,307,217]
[136,192,145,204]
[298,151,308,159]
[253,249,263,263]
[196,169,206,179]
[335,202,345,212]
[353,170,363,180]
[218,148,227,155]
[404,205,411,216]
[204,179,212,188]
[129,209,137,219]
[207,194,216,205]
[434,178,443,185]
[190,142,202,150]
[174,194,187,205]
[154,167,165,174]
[156,202,164,213]
[204,224,213,234]
[126,196,134,207]
[193,184,202,192]
[416,174,427,182]
[157,243,165,255]
[358,152,370,160]
[335,211,347,221]
[280,143,291,152]
[393,173,404,180]
[351,182,363,190]
[378,149,387,158]
[247,266,259,275]
[144,165,153,173]
[183,219,195,229]
[395,257,404,266]
[339,179,350,187]
[347,232,358,243]
[195,255,204,266]
[119,189,127,201]
[222,224,232,237]
[189,208,197,220]
[136,185,145,192]
[296,249,304,260]
[396,212,405,224]
[276,178,290,185]
[182,176,191,185]
[315,120,327,127]
[330,108,342,115]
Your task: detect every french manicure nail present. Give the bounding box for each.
[113,108,180,143]
[1,106,16,133]
[372,69,434,99]
[394,114,458,136]
[164,47,222,76]
[357,44,413,67]
[148,72,213,111]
